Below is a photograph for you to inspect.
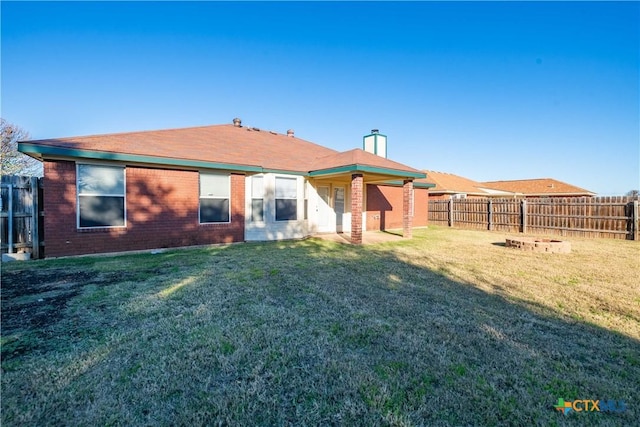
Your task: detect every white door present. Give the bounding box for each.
[317,186,332,232]
[334,187,345,233]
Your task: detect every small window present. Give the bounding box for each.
[303,180,309,220]
[275,177,297,221]
[77,164,125,228]
[251,176,264,222]
[200,173,230,223]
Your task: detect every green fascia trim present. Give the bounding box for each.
[363,132,388,139]
[19,143,263,173]
[382,180,436,188]
[309,164,426,179]
[261,168,308,176]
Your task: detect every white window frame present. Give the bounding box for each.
[275,176,298,221]
[303,179,309,220]
[199,172,231,224]
[251,175,265,223]
[76,162,126,229]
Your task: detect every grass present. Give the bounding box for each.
[1,226,639,426]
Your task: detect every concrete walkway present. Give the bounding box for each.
[313,231,404,245]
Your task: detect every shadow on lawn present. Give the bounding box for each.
[1,237,638,426]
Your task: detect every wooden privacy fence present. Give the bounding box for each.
[428,196,639,240]
[1,175,44,258]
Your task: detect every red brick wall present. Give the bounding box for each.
[43,160,245,257]
[365,184,428,231]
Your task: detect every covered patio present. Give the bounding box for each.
[313,230,404,245]
[308,148,426,244]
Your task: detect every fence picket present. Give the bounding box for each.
[428,196,639,240]
[1,175,44,258]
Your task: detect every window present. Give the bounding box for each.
[251,176,264,222]
[303,180,309,220]
[275,177,297,221]
[77,164,125,228]
[200,173,230,223]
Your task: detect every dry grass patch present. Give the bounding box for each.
[1,228,638,426]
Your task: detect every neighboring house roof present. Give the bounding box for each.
[19,123,425,179]
[480,178,596,197]
[423,170,516,197]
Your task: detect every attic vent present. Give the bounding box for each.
[287,129,295,137]
[233,118,242,127]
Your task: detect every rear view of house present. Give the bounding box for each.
[19,119,431,257]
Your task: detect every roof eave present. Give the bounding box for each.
[18,143,264,173]
[309,164,426,179]
[382,180,435,188]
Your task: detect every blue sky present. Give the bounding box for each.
[2,1,638,195]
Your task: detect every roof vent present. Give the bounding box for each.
[232,118,242,127]
[371,129,379,134]
[287,129,295,138]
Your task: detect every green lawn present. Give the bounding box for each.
[2,227,639,426]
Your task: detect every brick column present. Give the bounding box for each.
[403,179,413,239]
[351,174,363,244]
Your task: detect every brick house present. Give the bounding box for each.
[19,119,433,257]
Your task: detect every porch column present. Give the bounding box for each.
[351,173,364,244]
[403,179,413,239]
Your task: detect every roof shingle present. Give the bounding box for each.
[480,178,595,196]
[21,123,424,177]
[24,124,338,173]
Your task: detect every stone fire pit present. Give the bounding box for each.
[505,237,571,254]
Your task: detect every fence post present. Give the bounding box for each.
[488,199,493,231]
[521,199,527,234]
[7,184,14,253]
[634,200,639,241]
[448,198,454,227]
[30,177,40,259]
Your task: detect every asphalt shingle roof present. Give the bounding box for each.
[22,124,423,176]
[423,170,497,195]
[480,178,595,196]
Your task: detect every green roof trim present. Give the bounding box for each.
[382,180,436,189]
[261,168,307,176]
[19,143,427,179]
[309,164,426,179]
[19,143,263,173]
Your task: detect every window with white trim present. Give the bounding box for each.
[251,176,264,222]
[275,177,297,221]
[303,180,309,220]
[77,164,126,228]
[200,173,230,223]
